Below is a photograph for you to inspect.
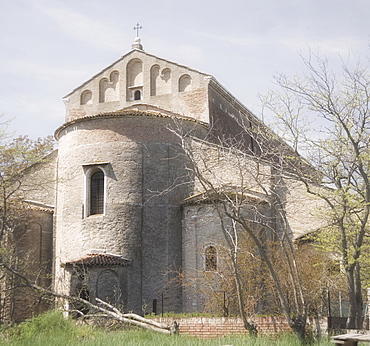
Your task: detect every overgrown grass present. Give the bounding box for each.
[0,310,332,346]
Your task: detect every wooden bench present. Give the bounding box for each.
[331,333,370,345]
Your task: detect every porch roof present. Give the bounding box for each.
[64,253,131,267]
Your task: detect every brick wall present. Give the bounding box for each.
[155,316,294,338]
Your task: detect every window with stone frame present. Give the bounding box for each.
[90,170,104,215]
[205,245,217,271]
[83,164,108,217]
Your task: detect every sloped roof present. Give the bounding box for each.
[21,200,54,213]
[54,106,208,139]
[64,253,131,267]
[181,188,269,206]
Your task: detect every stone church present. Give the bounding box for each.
[9,36,322,321]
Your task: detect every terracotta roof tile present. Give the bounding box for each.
[54,108,207,139]
[22,200,54,213]
[64,253,131,267]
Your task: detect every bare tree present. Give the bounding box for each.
[262,51,370,329]
[173,128,320,342]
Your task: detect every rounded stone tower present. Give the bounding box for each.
[54,109,206,313]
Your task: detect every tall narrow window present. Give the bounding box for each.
[205,245,217,271]
[90,170,104,215]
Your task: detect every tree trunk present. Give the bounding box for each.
[346,263,363,329]
[289,315,307,345]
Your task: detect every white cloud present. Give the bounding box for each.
[31,0,127,53]
[8,60,85,81]
[195,31,259,48]
[278,36,367,59]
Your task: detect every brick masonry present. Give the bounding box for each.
[156,316,291,338]
[153,316,330,338]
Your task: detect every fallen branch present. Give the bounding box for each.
[93,298,172,334]
[95,298,172,331]
[0,262,177,334]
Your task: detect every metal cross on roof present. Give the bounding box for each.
[133,23,143,37]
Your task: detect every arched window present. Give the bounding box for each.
[205,245,217,271]
[99,71,120,103]
[71,281,90,317]
[127,59,143,87]
[97,269,121,307]
[90,170,104,215]
[80,90,92,105]
[150,65,160,96]
[83,164,108,218]
[126,58,143,102]
[134,90,141,100]
[178,74,192,92]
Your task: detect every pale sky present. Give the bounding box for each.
[0,0,369,139]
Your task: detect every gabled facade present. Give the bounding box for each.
[63,40,211,124]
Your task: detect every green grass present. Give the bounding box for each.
[0,310,332,346]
